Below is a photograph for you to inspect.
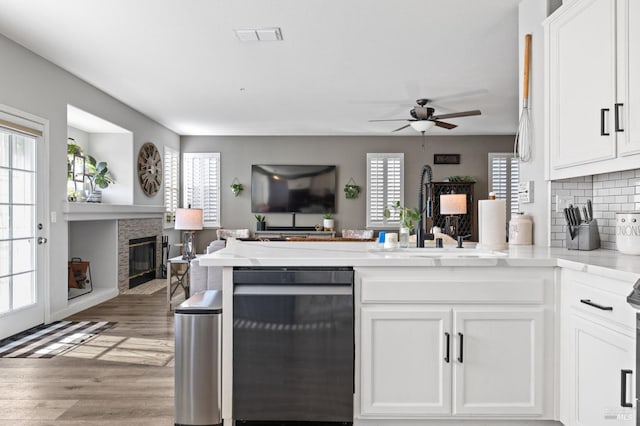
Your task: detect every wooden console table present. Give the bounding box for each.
[254,230,336,239]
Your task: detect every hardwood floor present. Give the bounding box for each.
[0,290,184,425]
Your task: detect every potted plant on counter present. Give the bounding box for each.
[384,201,420,248]
[255,215,267,231]
[85,155,115,203]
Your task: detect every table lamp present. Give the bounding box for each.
[174,207,203,259]
[440,193,467,238]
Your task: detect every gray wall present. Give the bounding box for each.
[0,34,180,317]
[182,135,514,248]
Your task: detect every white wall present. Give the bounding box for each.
[89,133,134,204]
[517,0,562,246]
[0,34,180,318]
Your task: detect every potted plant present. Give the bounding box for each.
[230,181,244,197]
[323,213,335,231]
[85,154,115,203]
[384,201,420,248]
[255,214,266,231]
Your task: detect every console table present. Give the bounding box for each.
[254,230,336,239]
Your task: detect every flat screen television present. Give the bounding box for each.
[251,164,336,213]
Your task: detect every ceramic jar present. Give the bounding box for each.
[616,212,640,255]
[508,213,533,245]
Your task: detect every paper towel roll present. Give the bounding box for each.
[478,199,507,250]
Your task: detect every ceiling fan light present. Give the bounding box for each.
[410,120,436,133]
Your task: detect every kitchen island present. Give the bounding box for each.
[199,241,640,426]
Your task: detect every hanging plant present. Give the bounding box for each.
[344,178,361,199]
[230,178,244,197]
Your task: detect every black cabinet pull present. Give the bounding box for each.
[621,369,633,408]
[601,108,610,136]
[615,103,624,132]
[580,298,613,311]
[457,332,464,363]
[444,332,450,363]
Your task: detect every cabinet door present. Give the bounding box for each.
[568,314,635,426]
[618,0,640,155]
[548,0,617,170]
[452,309,544,416]
[360,307,451,416]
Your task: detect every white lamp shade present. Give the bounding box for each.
[174,208,204,230]
[440,194,467,215]
[410,120,436,133]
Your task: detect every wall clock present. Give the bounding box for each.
[137,142,162,196]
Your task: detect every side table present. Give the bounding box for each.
[167,255,195,312]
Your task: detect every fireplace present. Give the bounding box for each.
[128,236,157,288]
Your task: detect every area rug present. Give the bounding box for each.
[121,278,166,295]
[0,320,116,358]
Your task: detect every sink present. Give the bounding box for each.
[369,247,508,258]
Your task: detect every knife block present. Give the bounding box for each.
[566,219,600,251]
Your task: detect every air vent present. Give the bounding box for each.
[234,27,283,42]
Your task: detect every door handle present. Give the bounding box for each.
[615,103,624,132]
[580,298,613,311]
[601,108,610,136]
[37,237,48,245]
[621,369,633,408]
[457,332,464,363]
[444,332,450,363]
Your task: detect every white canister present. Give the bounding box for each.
[509,213,533,245]
[616,212,640,255]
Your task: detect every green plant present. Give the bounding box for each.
[67,140,83,180]
[230,182,244,197]
[323,212,334,220]
[343,183,361,199]
[447,175,476,182]
[255,214,266,223]
[384,201,420,231]
[85,154,115,191]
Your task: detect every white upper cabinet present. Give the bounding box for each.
[546,0,640,179]
[617,0,640,156]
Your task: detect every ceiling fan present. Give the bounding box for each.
[369,99,481,133]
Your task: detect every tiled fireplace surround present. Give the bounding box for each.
[550,168,640,249]
[117,218,163,292]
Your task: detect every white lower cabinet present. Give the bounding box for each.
[360,305,545,418]
[559,269,636,426]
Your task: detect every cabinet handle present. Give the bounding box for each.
[444,332,450,363]
[621,369,633,408]
[580,298,613,311]
[457,332,464,363]
[601,108,610,136]
[615,103,624,132]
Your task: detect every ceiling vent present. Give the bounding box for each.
[234,27,283,42]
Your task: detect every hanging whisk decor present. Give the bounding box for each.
[515,34,532,162]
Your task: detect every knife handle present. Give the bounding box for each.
[582,207,589,223]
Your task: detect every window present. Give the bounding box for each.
[183,152,220,228]
[366,153,404,228]
[488,153,520,218]
[163,146,179,224]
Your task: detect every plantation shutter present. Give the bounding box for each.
[488,153,520,219]
[163,146,179,223]
[367,153,404,227]
[183,152,220,227]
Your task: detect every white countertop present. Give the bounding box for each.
[198,241,640,283]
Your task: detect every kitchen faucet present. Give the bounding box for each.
[417,165,433,247]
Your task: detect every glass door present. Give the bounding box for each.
[0,121,46,339]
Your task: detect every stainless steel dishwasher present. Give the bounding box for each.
[233,267,354,425]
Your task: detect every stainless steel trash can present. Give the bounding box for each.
[175,290,222,426]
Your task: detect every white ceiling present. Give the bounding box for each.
[0,0,522,136]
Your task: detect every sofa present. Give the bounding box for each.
[189,239,226,293]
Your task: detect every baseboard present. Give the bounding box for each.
[51,288,119,321]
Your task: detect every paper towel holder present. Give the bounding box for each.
[440,193,467,238]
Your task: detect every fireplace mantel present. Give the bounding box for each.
[63,202,165,221]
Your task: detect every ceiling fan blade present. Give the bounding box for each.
[392,124,411,132]
[368,119,410,122]
[434,121,458,130]
[432,110,481,120]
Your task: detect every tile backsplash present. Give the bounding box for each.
[550,169,640,249]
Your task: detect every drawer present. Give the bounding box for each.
[361,278,545,304]
[562,279,636,331]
